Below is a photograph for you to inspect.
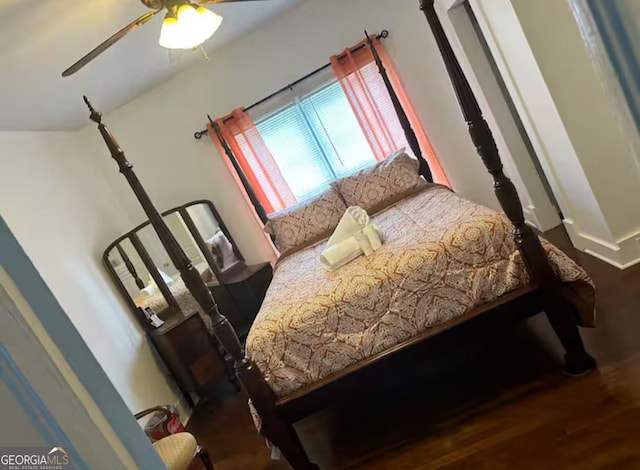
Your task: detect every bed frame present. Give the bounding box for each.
[85,1,595,468]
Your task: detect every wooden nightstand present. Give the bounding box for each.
[147,262,273,405]
[209,262,273,342]
[148,310,231,406]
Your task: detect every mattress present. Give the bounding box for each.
[246,186,595,398]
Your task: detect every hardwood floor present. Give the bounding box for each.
[186,227,640,469]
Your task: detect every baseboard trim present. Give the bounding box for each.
[524,204,562,232]
[563,219,640,269]
[522,205,539,230]
[583,248,640,270]
[615,229,640,269]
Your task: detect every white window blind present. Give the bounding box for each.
[253,76,376,203]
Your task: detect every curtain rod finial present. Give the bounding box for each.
[194,129,208,140]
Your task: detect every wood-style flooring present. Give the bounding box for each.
[186,227,640,469]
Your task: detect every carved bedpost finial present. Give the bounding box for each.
[83,95,102,124]
[83,96,131,174]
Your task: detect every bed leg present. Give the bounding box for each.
[260,410,318,470]
[543,295,596,376]
[195,445,215,470]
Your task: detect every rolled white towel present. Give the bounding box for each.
[326,206,370,246]
[320,237,363,271]
[359,224,383,255]
[320,207,384,271]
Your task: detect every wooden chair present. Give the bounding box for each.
[135,406,214,470]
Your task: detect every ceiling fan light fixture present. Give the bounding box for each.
[159,3,223,50]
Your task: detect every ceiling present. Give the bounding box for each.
[0,0,305,131]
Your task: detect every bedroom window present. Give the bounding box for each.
[211,35,448,215]
[253,79,376,202]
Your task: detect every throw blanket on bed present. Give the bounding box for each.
[246,186,595,399]
[320,206,383,271]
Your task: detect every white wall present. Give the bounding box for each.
[82,0,506,264]
[437,2,561,231]
[468,0,640,268]
[512,0,640,239]
[0,131,185,416]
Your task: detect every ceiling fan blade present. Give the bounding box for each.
[62,10,161,77]
[196,0,272,4]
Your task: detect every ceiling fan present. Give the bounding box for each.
[62,0,268,77]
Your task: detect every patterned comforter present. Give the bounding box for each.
[246,186,595,398]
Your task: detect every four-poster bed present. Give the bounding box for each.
[86,1,596,469]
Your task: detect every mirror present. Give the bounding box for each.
[105,238,152,299]
[186,203,243,276]
[103,200,245,326]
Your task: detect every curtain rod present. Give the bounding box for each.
[194,30,389,140]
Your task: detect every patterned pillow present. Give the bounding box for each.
[332,149,427,213]
[264,187,347,255]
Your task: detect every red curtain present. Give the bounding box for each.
[330,37,450,186]
[210,109,296,215]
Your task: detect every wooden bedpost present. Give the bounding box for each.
[419,1,595,375]
[366,31,434,183]
[116,243,145,290]
[129,232,181,313]
[85,97,317,470]
[209,117,269,224]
